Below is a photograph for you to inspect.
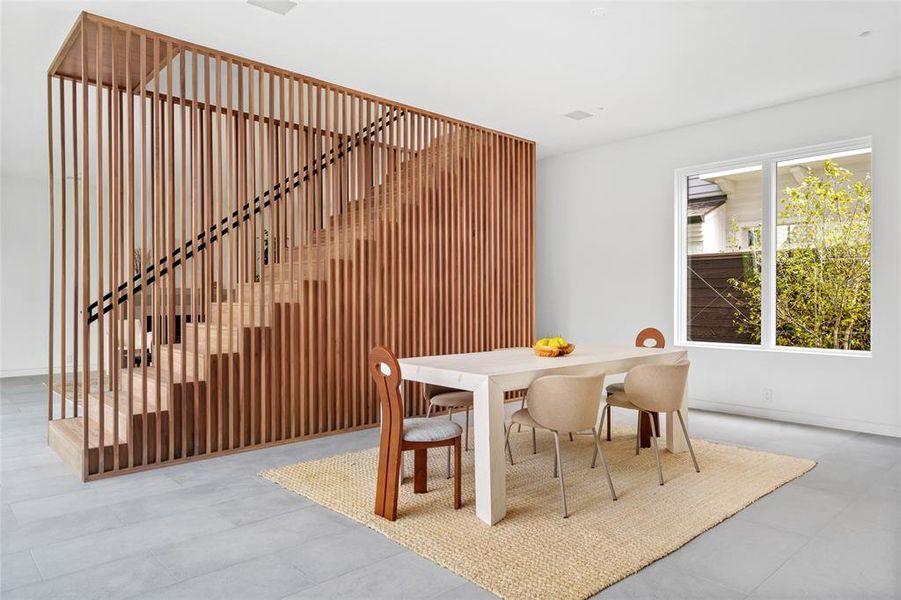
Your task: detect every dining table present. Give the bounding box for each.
[398,345,690,525]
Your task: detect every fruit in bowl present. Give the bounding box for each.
[533,336,575,357]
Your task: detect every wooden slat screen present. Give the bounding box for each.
[46,12,535,480]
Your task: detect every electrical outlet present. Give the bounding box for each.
[762,388,774,404]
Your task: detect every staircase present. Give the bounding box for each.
[47,14,533,482]
[49,128,474,477]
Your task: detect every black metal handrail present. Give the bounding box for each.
[86,107,403,324]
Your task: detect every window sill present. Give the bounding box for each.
[675,340,872,358]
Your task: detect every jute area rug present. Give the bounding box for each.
[261,425,815,600]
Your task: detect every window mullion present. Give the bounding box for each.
[760,159,777,348]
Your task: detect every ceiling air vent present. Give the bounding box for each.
[563,110,593,121]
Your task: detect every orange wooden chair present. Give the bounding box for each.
[602,327,665,445]
[369,346,463,521]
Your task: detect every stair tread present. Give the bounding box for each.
[50,416,128,448]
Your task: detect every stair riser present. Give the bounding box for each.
[181,324,241,353]
[207,306,271,325]
[81,394,131,443]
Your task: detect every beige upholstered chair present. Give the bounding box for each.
[603,327,666,442]
[594,360,699,486]
[424,384,473,478]
[505,374,617,518]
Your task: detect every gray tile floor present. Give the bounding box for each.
[1,375,899,599]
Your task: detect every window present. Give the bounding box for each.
[676,140,872,353]
[684,166,763,345]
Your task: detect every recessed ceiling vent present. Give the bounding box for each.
[247,0,298,15]
[563,110,593,121]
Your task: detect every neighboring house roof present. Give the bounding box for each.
[687,175,726,223]
[687,197,726,220]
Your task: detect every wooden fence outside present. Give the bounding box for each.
[687,252,756,345]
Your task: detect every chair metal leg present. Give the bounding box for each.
[464,407,470,451]
[592,408,609,468]
[426,403,433,418]
[532,427,537,454]
[553,438,558,478]
[568,432,574,442]
[504,423,514,465]
[647,411,664,485]
[591,427,617,501]
[553,431,568,518]
[676,410,700,472]
[446,409,454,479]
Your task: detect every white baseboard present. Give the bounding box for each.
[689,397,901,439]
[1,365,98,379]
[0,367,48,379]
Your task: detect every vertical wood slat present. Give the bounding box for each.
[248,63,258,446]
[139,34,149,467]
[152,36,162,466]
[47,74,55,425]
[225,56,234,451]
[124,30,135,468]
[95,22,105,473]
[186,47,195,459]
[165,40,176,463]
[110,27,120,471]
[47,14,534,480]
[58,78,67,422]
[80,15,90,480]
[215,54,225,453]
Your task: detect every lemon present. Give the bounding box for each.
[536,337,549,346]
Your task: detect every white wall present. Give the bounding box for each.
[537,79,901,437]
[0,2,63,377]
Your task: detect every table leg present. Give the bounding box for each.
[666,399,688,453]
[664,351,689,454]
[473,377,505,525]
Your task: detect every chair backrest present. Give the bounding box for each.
[368,346,404,445]
[526,373,605,434]
[624,360,690,413]
[423,383,459,400]
[635,327,666,349]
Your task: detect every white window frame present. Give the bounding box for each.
[674,137,873,357]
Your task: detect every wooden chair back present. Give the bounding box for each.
[368,345,405,520]
[635,327,666,349]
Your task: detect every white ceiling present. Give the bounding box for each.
[4,1,901,160]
